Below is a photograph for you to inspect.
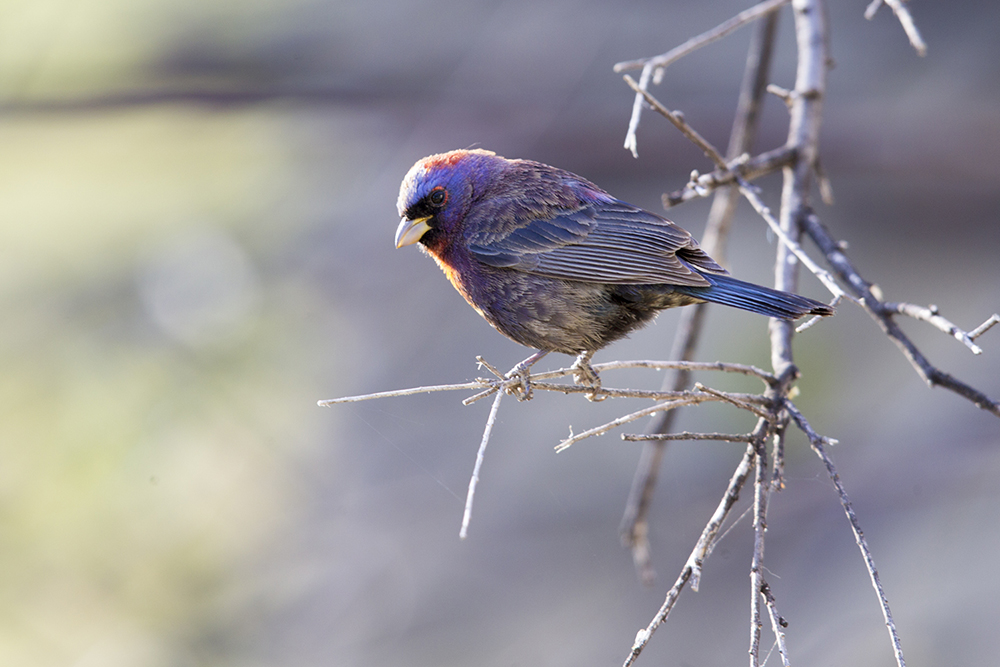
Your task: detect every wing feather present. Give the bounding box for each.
[467,197,725,286]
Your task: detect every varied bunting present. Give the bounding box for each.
[395,149,833,393]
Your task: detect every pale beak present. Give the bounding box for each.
[394,216,432,248]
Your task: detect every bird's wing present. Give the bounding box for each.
[466,198,725,286]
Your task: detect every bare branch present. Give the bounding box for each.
[459,390,504,539]
[622,74,849,306]
[623,431,754,443]
[555,397,705,453]
[768,0,828,375]
[881,302,989,355]
[803,213,1000,417]
[785,401,908,667]
[738,180,851,303]
[694,382,771,419]
[623,75,728,169]
[749,435,770,666]
[623,64,654,157]
[318,380,486,405]
[623,442,757,667]
[662,146,796,208]
[614,0,790,74]
[592,359,777,383]
[760,581,792,667]
[320,358,780,408]
[969,314,1000,341]
[621,16,781,581]
[617,0,789,155]
[865,0,927,56]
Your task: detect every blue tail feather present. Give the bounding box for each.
[676,274,833,320]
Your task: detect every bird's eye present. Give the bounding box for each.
[428,187,448,207]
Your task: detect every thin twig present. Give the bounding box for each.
[593,359,777,383]
[662,146,796,208]
[802,213,1000,417]
[881,302,988,355]
[318,380,487,405]
[620,17,780,584]
[969,314,1000,341]
[738,180,850,303]
[770,417,788,491]
[863,0,884,20]
[623,443,757,667]
[616,0,789,157]
[785,401,908,667]
[623,64,654,157]
[865,0,927,56]
[459,389,504,540]
[557,391,768,454]
[694,382,771,420]
[556,398,704,453]
[749,433,770,666]
[320,358,779,408]
[614,0,790,73]
[623,74,728,171]
[622,74,848,305]
[760,581,791,667]
[623,431,754,443]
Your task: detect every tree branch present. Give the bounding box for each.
[619,14,780,580]
[802,213,1000,417]
[785,401,908,667]
[864,0,927,56]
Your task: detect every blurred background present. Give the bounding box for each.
[1,0,998,665]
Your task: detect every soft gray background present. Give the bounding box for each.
[1,1,998,665]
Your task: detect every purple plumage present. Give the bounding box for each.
[395,149,833,361]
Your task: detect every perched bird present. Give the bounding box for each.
[395,149,832,395]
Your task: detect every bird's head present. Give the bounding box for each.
[395,149,505,252]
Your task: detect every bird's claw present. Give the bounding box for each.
[571,352,604,402]
[504,367,534,401]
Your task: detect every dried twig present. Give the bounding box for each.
[614,0,790,74]
[662,146,796,208]
[865,0,927,56]
[760,581,791,667]
[749,433,770,665]
[620,19,781,583]
[623,442,757,667]
[615,0,790,157]
[555,393,765,453]
[623,431,754,443]
[881,302,993,355]
[970,314,1000,341]
[319,358,778,407]
[785,401,907,667]
[802,213,1000,417]
[622,74,848,306]
[459,389,504,539]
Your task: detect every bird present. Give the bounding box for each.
[395,149,833,398]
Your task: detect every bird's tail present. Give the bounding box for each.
[675,274,834,321]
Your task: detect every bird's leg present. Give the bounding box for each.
[504,350,549,401]
[571,350,605,402]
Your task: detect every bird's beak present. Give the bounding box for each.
[394,216,432,248]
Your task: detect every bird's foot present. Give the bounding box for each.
[503,350,549,402]
[505,366,534,401]
[571,351,605,402]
